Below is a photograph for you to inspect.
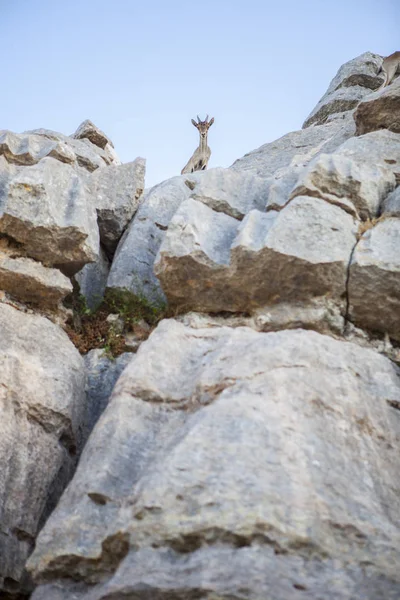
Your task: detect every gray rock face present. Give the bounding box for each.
[382,185,400,217]
[28,322,400,600]
[88,158,145,256]
[354,77,400,135]
[0,130,76,167]
[107,175,201,304]
[0,303,86,599]
[349,217,400,340]
[303,52,383,128]
[289,152,396,219]
[75,247,110,310]
[0,157,99,274]
[231,115,355,178]
[83,350,132,437]
[190,167,270,219]
[155,196,357,313]
[72,120,113,150]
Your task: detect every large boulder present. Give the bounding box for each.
[88,157,146,256]
[155,196,357,313]
[0,157,99,275]
[28,322,400,600]
[348,217,400,340]
[0,303,86,598]
[354,77,400,135]
[72,120,113,151]
[303,52,383,128]
[75,247,110,311]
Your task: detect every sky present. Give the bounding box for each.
[1,0,399,187]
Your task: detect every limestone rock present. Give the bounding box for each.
[0,130,76,167]
[155,196,357,313]
[303,52,383,128]
[266,166,304,211]
[107,174,201,304]
[382,185,400,217]
[28,323,400,600]
[349,217,400,340]
[0,250,72,310]
[88,158,146,256]
[231,115,355,178]
[289,153,396,219]
[190,167,270,219]
[72,120,114,150]
[75,247,110,310]
[0,303,86,598]
[354,77,400,135]
[0,157,99,274]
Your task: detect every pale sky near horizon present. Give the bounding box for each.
[1,1,399,187]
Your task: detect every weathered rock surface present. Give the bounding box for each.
[72,120,113,151]
[382,185,400,217]
[0,130,76,167]
[28,322,400,600]
[107,174,201,304]
[155,196,357,313]
[303,52,383,128]
[88,158,145,256]
[0,303,86,598]
[349,217,400,340]
[75,247,110,310]
[83,350,132,437]
[0,250,72,310]
[289,152,396,219]
[190,167,270,219]
[354,77,400,135]
[0,157,99,274]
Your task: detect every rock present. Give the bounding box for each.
[107,174,201,305]
[155,196,357,313]
[231,115,356,178]
[0,249,72,310]
[190,167,270,219]
[0,303,86,598]
[83,349,132,437]
[289,153,396,220]
[266,166,304,211]
[382,185,400,217]
[27,323,400,600]
[75,247,110,310]
[348,217,400,340]
[0,130,76,167]
[0,157,99,274]
[303,52,383,128]
[88,158,146,256]
[334,129,400,183]
[354,78,400,135]
[72,120,113,150]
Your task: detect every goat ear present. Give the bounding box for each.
[191,119,198,128]
[208,117,215,127]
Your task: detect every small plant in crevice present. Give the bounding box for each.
[63,285,167,357]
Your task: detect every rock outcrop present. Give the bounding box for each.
[1,55,400,600]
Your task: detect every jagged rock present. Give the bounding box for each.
[0,250,72,310]
[303,52,383,128]
[190,167,270,219]
[107,174,201,304]
[289,153,396,219]
[83,350,132,437]
[75,247,110,310]
[25,128,119,171]
[88,158,146,256]
[265,166,304,211]
[28,323,400,600]
[0,130,76,167]
[354,77,400,135]
[382,185,400,217]
[231,115,355,178]
[72,120,113,150]
[334,129,400,183]
[155,196,357,313]
[0,303,86,598]
[0,157,99,274]
[349,217,400,340]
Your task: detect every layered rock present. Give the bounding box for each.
[28,322,400,600]
[0,303,86,598]
[354,78,400,135]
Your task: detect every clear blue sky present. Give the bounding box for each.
[1,1,398,187]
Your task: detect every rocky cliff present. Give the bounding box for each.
[1,53,400,600]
